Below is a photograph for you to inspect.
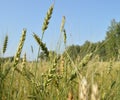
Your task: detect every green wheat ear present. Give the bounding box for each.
[22,52,26,67]
[14,29,27,67]
[42,4,54,37]
[79,53,93,68]
[63,29,67,45]
[2,35,8,54]
[33,33,49,57]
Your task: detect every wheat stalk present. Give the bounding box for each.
[63,29,67,45]
[106,59,113,74]
[60,16,67,45]
[22,53,26,65]
[79,77,88,100]
[60,55,64,74]
[91,84,100,100]
[33,33,49,57]
[79,53,93,68]
[60,16,66,32]
[21,52,27,71]
[14,29,26,67]
[67,90,73,100]
[42,4,54,37]
[2,35,8,54]
[8,29,26,99]
[68,53,92,82]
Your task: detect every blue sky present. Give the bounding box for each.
[0,0,120,60]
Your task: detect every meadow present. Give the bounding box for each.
[0,4,120,100]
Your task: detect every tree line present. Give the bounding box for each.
[63,19,120,61]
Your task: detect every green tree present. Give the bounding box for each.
[80,41,94,58]
[63,45,81,61]
[104,19,120,60]
[96,41,106,61]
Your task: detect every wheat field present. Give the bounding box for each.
[0,4,120,100]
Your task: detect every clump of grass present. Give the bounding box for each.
[2,35,8,55]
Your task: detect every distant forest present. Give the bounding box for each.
[63,19,120,61]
